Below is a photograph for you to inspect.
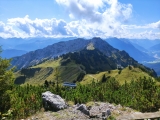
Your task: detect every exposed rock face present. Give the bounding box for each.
[42,91,67,111]
[76,104,89,116]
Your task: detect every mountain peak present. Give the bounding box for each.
[86,43,95,50]
[91,37,104,42]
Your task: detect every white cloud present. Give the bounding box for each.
[147,21,160,29]
[6,15,71,38]
[0,0,159,39]
[122,21,160,30]
[0,21,22,38]
[55,0,132,23]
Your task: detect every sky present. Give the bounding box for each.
[0,0,160,39]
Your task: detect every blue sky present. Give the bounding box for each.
[0,0,160,39]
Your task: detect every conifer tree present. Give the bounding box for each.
[0,47,14,115]
[54,68,60,92]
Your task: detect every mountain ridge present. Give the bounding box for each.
[1,49,27,59]
[12,37,122,70]
[106,38,155,62]
[14,49,157,85]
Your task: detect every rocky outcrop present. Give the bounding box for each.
[74,102,115,119]
[42,91,67,111]
[27,102,137,120]
[76,104,89,116]
[88,103,113,119]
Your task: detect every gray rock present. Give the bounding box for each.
[106,109,111,116]
[76,104,89,116]
[42,91,67,111]
[89,106,100,118]
[89,103,112,119]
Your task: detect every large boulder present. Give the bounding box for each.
[42,91,67,111]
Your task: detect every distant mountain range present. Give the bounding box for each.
[128,42,148,53]
[149,43,160,51]
[1,49,27,59]
[1,37,160,75]
[0,37,76,51]
[129,39,160,49]
[106,38,155,62]
[1,37,160,61]
[144,62,160,76]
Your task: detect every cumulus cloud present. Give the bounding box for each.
[0,0,159,39]
[0,21,22,38]
[7,15,70,37]
[147,21,160,29]
[54,0,134,38]
[55,0,132,23]
[122,21,160,30]
[56,0,103,22]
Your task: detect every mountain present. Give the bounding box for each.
[0,37,76,52]
[129,39,160,49]
[61,41,146,74]
[130,42,148,52]
[1,49,27,59]
[0,37,25,50]
[11,37,139,70]
[61,48,118,74]
[106,38,155,62]
[14,42,157,85]
[149,43,160,51]
[11,38,88,70]
[143,61,160,76]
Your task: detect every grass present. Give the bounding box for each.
[32,59,61,68]
[15,58,159,86]
[67,101,75,106]
[14,58,84,85]
[80,66,156,85]
[86,101,96,107]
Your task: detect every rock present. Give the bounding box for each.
[76,104,89,116]
[101,109,111,119]
[106,109,111,116]
[87,103,113,119]
[42,91,67,111]
[89,106,100,118]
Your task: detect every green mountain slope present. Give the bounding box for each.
[61,48,117,74]
[14,58,84,85]
[14,47,157,85]
[81,66,156,85]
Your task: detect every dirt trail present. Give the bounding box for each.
[117,111,160,120]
